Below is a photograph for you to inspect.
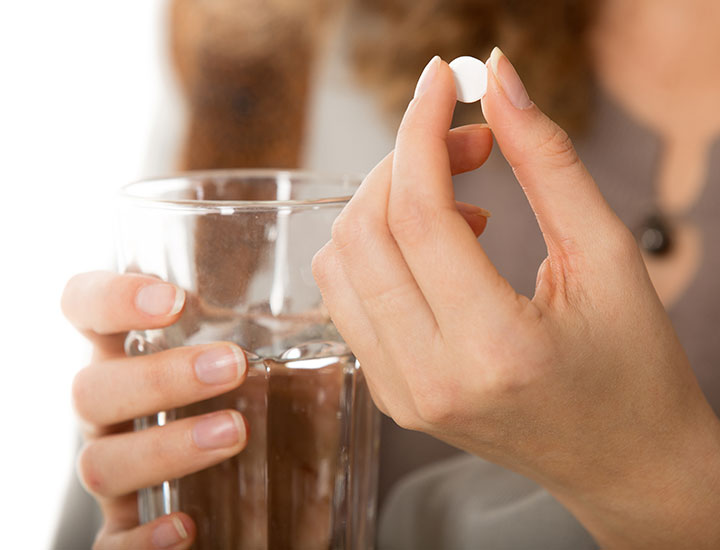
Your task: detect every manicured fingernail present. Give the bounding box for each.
[488,47,532,110]
[194,346,245,385]
[414,55,441,98]
[152,516,188,548]
[192,412,243,449]
[136,284,185,316]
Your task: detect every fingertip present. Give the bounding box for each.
[170,288,186,315]
[414,55,441,98]
[135,282,186,319]
[97,512,197,550]
[456,202,490,238]
[177,512,197,541]
[447,124,494,174]
[173,513,197,546]
[230,344,249,384]
[232,410,250,451]
[432,59,461,112]
[481,49,518,129]
[451,122,490,133]
[63,271,187,336]
[480,57,504,128]
[449,123,492,145]
[60,270,109,322]
[402,56,458,139]
[394,57,466,204]
[151,512,196,549]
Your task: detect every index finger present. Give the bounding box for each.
[389,58,520,332]
[61,271,185,337]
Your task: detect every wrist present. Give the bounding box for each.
[552,400,720,549]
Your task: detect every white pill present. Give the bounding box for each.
[449,56,488,103]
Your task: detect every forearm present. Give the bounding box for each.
[553,403,720,549]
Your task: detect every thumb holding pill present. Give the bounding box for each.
[481,48,634,295]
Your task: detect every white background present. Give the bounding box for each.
[0,2,171,547]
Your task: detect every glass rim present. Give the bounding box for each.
[119,169,364,212]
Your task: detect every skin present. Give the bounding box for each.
[63,2,720,546]
[62,272,244,549]
[62,130,492,548]
[312,53,720,548]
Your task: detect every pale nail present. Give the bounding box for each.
[151,516,188,548]
[136,284,185,316]
[192,412,243,449]
[414,55,441,98]
[194,346,245,385]
[488,47,532,110]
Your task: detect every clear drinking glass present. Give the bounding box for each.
[116,170,380,550]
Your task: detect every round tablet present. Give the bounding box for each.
[449,56,488,103]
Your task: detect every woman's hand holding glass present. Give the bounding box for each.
[61,272,248,549]
[60,103,501,549]
[312,50,720,549]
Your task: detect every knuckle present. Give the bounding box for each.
[535,125,578,169]
[414,389,456,427]
[330,211,356,252]
[389,407,423,432]
[77,441,105,496]
[311,246,331,287]
[481,365,521,397]
[365,281,415,313]
[387,197,434,244]
[332,209,380,255]
[389,376,458,431]
[481,351,547,399]
[71,367,94,423]
[92,526,111,550]
[610,226,640,260]
[60,274,83,320]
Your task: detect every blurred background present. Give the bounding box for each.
[0,1,397,547]
[0,3,170,548]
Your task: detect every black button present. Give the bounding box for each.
[637,214,672,255]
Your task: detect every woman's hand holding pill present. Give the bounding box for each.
[312,49,720,548]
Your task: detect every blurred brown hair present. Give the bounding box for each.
[349,0,599,133]
[169,0,599,173]
[170,0,337,170]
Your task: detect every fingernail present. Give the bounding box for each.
[192,412,243,449]
[152,516,188,548]
[488,47,532,109]
[457,205,492,218]
[194,346,245,385]
[414,55,441,98]
[136,284,185,317]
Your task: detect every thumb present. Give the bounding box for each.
[481,47,623,259]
